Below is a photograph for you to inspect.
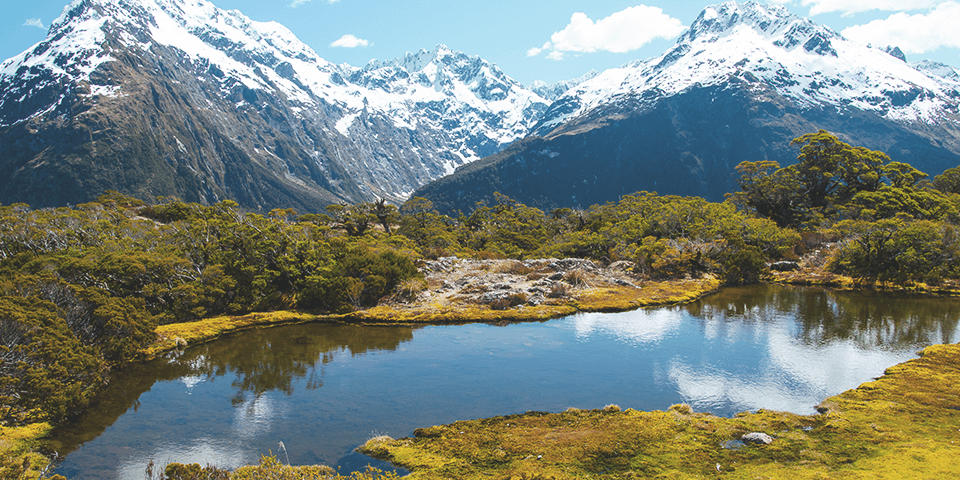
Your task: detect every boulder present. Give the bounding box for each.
[741,432,774,445]
[769,261,800,272]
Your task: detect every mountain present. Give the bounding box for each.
[529,71,600,101]
[414,1,960,214]
[0,0,549,210]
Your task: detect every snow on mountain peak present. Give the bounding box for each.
[534,1,959,135]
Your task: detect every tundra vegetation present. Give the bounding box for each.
[2,130,960,478]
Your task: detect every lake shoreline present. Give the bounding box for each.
[14,260,960,479]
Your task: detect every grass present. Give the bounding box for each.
[573,276,721,312]
[0,423,57,480]
[358,342,960,479]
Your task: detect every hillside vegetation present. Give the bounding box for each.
[3,130,960,478]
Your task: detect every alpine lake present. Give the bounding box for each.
[46,285,960,479]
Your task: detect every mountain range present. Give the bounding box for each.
[415,1,960,213]
[1,0,960,213]
[0,0,551,210]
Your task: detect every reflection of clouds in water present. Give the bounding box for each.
[766,331,910,398]
[180,375,204,392]
[572,309,683,345]
[669,360,816,414]
[233,395,286,440]
[116,438,250,479]
[669,323,917,415]
[178,354,211,393]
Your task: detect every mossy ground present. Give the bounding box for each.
[772,269,960,296]
[0,423,57,479]
[359,342,960,479]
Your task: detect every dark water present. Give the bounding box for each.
[48,285,960,479]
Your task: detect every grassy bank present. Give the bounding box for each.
[143,277,721,357]
[773,270,960,296]
[359,342,960,479]
[0,423,55,479]
[142,310,335,358]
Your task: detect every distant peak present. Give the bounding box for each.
[882,45,907,62]
[677,0,840,57]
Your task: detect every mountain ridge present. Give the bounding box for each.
[414,0,960,213]
[2,0,960,212]
[0,0,550,210]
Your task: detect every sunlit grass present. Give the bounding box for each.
[0,423,57,480]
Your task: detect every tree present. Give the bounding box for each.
[732,160,809,228]
[933,165,960,194]
[373,198,399,235]
[791,130,887,207]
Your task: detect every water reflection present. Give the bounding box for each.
[665,286,959,413]
[687,285,958,348]
[573,309,683,344]
[48,324,415,478]
[49,286,960,479]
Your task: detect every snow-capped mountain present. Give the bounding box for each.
[415,1,960,213]
[529,70,600,101]
[534,1,960,135]
[0,0,548,209]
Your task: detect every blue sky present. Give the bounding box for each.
[3,0,960,85]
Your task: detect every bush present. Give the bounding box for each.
[490,293,527,310]
[547,283,571,298]
[498,260,533,276]
[564,270,587,287]
[721,242,767,286]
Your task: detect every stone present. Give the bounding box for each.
[769,261,800,271]
[741,432,774,445]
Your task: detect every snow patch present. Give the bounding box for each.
[335,112,360,136]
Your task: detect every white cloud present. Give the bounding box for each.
[841,2,960,53]
[23,18,45,29]
[330,34,370,48]
[527,5,685,60]
[290,0,339,7]
[790,0,941,15]
[526,42,551,57]
[547,51,566,61]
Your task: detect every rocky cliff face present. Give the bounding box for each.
[0,0,549,210]
[414,1,960,213]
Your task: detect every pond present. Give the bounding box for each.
[48,285,960,479]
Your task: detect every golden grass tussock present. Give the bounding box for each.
[359,342,960,479]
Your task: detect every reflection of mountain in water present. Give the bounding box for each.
[685,285,959,349]
[45,323,415,457]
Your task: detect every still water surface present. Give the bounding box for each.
[50,285,960,478]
